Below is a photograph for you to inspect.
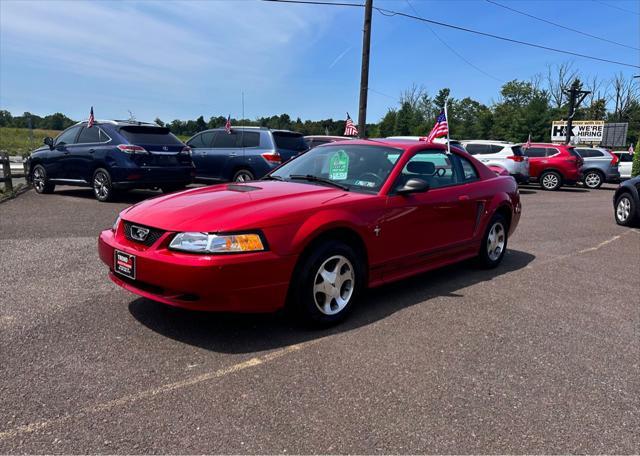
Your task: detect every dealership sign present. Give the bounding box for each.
[551,120,604,143]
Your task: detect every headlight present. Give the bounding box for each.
[169,232,265,253]
[112,214,121,232]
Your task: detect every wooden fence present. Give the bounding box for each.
[0,152,29,193]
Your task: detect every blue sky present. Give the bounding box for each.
[1,0,638,123]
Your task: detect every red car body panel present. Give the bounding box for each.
[525,142,582,184]
[99,140,521,312]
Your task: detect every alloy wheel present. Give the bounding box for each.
[234,172,253,182]
[487,221,506,261]
[33,167,45,192]
[542,173,559,190]
[584,172,601,189]
[616,197,631,222]
[313,255,355,316]
[94,172,110,200]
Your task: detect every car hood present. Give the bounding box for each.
[121,181,356,232]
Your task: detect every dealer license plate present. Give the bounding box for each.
[114,250,136,280]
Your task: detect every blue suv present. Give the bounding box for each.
[186,127,308,182]
[27,120,195,201]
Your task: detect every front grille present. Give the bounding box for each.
[123,221,165,247]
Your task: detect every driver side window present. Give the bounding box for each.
[395,151,459,191]
[54,126,81,146]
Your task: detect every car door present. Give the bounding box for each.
[379,150,477,278]
[618,153,633,178]
[48,126,82,179]
[188,131,216,178]
[72,126,108,181]
[522,146,547,177]
[207,131,241,180]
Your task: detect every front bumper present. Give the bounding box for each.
[98,228,297,312]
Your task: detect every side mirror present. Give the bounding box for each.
[44,137,54,149]
[396,178,430,195]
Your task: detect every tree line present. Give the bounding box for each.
[1,63,637,146]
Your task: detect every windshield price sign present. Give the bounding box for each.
[551,120,604,143]
[329,150,349,180]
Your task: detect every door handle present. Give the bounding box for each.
[458,195,470,201]
[89,149,95,154]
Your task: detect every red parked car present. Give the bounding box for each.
[99,140,521,324]
[519,143,583,190]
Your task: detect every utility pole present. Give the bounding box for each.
[358,0,373,138]
[564,78,590,145]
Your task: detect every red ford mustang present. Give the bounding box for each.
[99,139,521,324]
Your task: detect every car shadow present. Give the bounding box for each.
[129,249,535,354]
[55,185,204,204]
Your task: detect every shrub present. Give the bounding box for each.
[632,139,640,178]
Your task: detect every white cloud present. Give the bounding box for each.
[0,0,334,94]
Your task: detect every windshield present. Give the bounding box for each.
[119,126,184,146]
[270,144,402,192]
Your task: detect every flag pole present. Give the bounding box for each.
[444,98,451,155]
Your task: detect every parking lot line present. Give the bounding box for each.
[0,228,636,444]
[0,342,310,441]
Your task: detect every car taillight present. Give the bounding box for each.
[117,144,148,154]
[180,146,192,156]
[261,152,281,164]
[610,153,619,166]
[507,155,524,162]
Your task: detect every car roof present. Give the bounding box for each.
[332,138,452,152]
[461,140,513,145]
[304,135,353,140]
[73,119,159,127]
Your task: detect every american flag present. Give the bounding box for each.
[629,143,635,154]
[225,115,231,134]
[425,110,448,142]
[88,106,95,128]
[344,113,358,136]
[524,133,531,149]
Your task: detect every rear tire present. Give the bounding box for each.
[32,165,55,194]
[614,193,637,226]
[289,240,364,326]
[478,213,508,269]
[583,170,603,189]
[93,168,114,202]
[232,169,255,182]
[540,171,562,191]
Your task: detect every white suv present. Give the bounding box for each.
[612,151,634,179]
[460,140,530,184]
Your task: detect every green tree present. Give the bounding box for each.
[154,117,165,127]
[0,110,12,127]
[632,139,640,177]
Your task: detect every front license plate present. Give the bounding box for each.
[114,250,136,280]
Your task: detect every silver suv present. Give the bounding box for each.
[574,147,620,189]
[460,140,530,184]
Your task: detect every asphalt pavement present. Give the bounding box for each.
[0,184,638,454]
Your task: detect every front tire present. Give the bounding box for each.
[615,193,637,226]
[289,240,364,326]
[232,169,255,182]
[478,214,508,268]
[540,171,562,191]
[93,168,114,202]
[583,170,603,189]
[32,165,55,194]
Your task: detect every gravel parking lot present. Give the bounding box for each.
[1,184,638,454]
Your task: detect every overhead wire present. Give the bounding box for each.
[485,0,639,51]
[262,0,640,68]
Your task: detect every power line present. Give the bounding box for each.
[262,0,640,68]
[592,0,640,16]
[486,0,639,51]
[405,0,503,82]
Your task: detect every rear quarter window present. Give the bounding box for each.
[273,132,308,152]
